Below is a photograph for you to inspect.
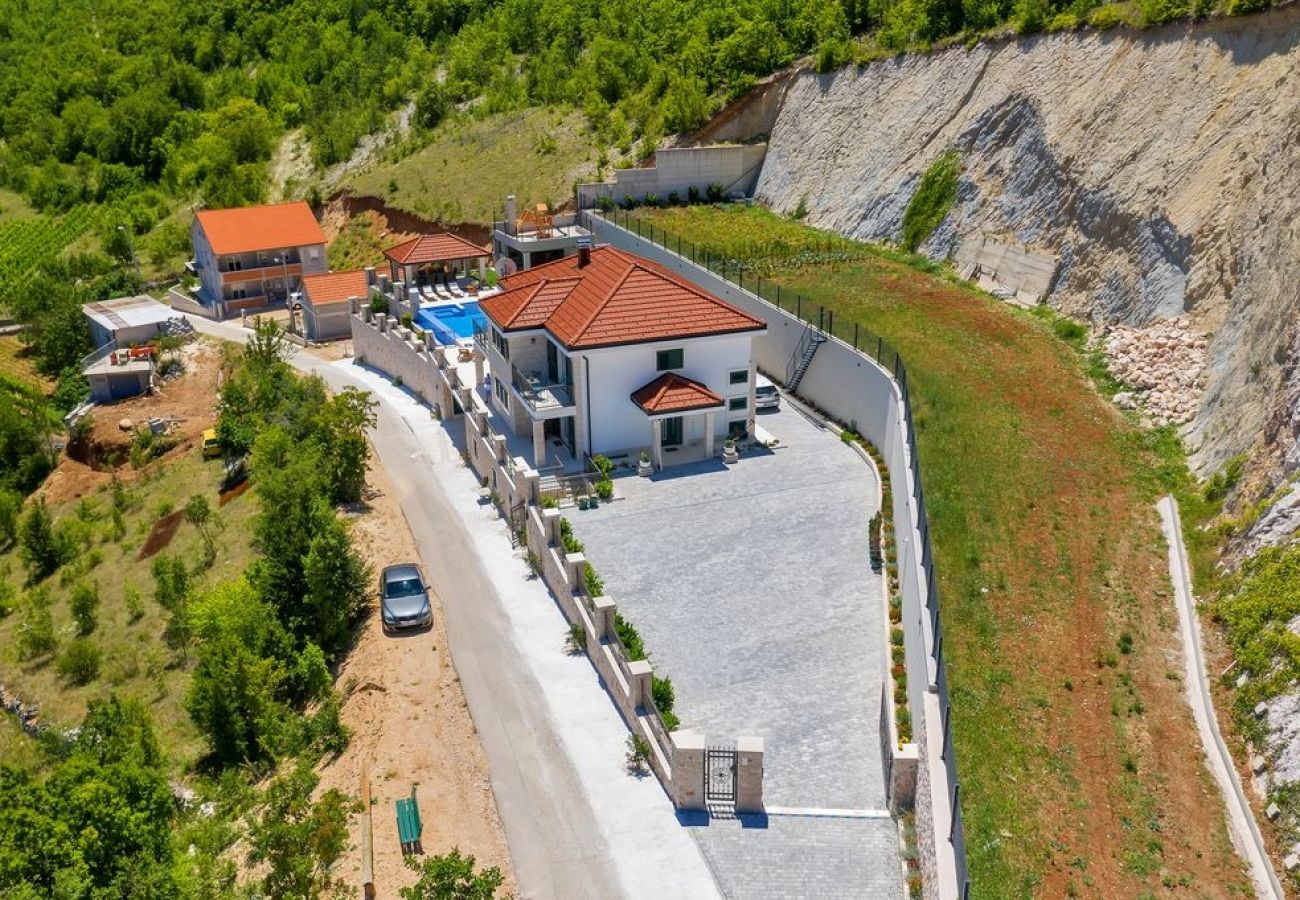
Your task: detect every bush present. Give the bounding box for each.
[620,193,637,211]
[124,584,145,623]
[70,579,99,635]
[400,848,505,900]
[19,498,70,581]
[0,488,21,546]
[596,196,615,212]
[56,638,102,685]
[594,478,613,501]
[566,622,587,654]
[667,191,681,206]
[706,183,724,202]
[901,150,962,253]
[644,193,660,208]
[583,563,605,597]
[17,589,57,659]
[558,517,584,554]
[687,186,701,204]
[614,613,645,661]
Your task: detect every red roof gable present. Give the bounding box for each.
[302,270,368,305]
[195,202,325,256]
[384,233,487,265]
[631,373,725,414]
[479,247,765,350]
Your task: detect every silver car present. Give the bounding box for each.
[754,374,780,411]
[380,564,433,633]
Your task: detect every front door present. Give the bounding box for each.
[662,416,683,447]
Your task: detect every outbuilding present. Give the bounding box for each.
[299,269,367,341]
[82,294,186,349]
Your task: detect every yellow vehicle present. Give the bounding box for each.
[201,429,221,460]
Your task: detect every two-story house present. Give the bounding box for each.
[190,201,327,318]
[477,244,767,470]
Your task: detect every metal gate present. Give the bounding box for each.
[508,502,527,547]
[704,746,737,805]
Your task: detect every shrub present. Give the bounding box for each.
[687,186,701,204]
[56,638,102,685]
[596,196,616,212]
[308,693,349,758]
[565,623,587,654]
[124,584,145,623]
[589,454,613,477]
[541,496,558,509]
[626,734,650,772]
[400,849,505,900]
[652,674,675,715]
[0,488,22,546]
[620,193,637,211]
[900,150,962,253]
[558,517,584,554]
[890,626,904,646]
[19,498,69,581]
[706,183,724,202]
[17,590,57,659]
[594,478,614,501]
[583,563,605,597]
[70,580,99,635]
[644,193,660,208]
[614,613,646,661]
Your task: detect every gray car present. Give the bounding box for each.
[380,564,433,633]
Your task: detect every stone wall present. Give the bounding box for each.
[577,145,768,209]
[584,210,962,899]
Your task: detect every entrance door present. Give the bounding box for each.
[547,340,559,383]
[662,416,683,447]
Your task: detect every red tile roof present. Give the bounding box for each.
[384,233,487,265]
[479,247,765,350]
[301,270,368,306]
[631,373,725,415]
[195,202,325,256]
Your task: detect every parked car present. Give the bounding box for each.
[754,374,780,411]
[201,428,221,459]
[380,564,433,633]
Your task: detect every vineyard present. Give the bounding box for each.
[0,205,99,311]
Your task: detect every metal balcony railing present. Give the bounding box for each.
[511,364,574,412]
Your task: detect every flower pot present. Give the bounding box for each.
[637,458,653,477]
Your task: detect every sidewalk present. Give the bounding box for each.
[187,316,721,899]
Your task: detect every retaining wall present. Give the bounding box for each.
[577,145,768,209]
[584,210,965,900]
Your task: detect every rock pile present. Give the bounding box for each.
[1101,317,1208,427]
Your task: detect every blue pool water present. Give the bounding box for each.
[414,301,486,345]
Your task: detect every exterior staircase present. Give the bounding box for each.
[785,331,827,393]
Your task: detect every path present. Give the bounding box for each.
[1157,495,1282,900]
[188,316,722,900]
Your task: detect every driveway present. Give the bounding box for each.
[571,404,903,898]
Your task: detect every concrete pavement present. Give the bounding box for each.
[187,317,722,900]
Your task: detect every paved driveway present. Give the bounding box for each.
[572,404,902,898]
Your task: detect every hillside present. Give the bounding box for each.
[755,9,1300,493]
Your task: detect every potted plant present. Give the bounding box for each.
[637,450,653,477]
[722,437,739,465]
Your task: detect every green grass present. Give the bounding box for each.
[0,450,258,765]
[0,335,52,394]
[634,203,1246,897]
[350,108,599,224]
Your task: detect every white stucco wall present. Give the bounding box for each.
[578,332,756,456]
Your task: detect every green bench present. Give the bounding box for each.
[396,786,422,855]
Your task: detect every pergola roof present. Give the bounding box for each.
[384,233,487,266]
[631,372,725,415]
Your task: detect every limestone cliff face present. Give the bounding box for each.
[755,11,1300,479]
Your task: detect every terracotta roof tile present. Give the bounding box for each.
[301,270,368,305]
[480,247,765,349]
[195,202,325,256]
[631,372,725,415]
[384,233,487,265]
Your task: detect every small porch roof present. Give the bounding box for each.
[631,373,724,416]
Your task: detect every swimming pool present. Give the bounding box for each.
[414,301,486,345]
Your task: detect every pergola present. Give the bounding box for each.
[384,233,489,287]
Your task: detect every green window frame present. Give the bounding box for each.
[729,369,748,385]
[728,397,747,412]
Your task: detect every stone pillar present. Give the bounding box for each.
[473,350,485,391]
[705,411,716,458]
[672,732,706,811]
[628,660,652,708]
[652,419,664,470]
[364,266,376,287]
[349,296,360,316]
[479,257,487,282]
[542,507,561,546]
[592,596,615,640]
[376,313,388,332]
[518,467,539,506]
[565,553,586,594]
[491,434,508,463]
[378,272,390,294]
[735,736,765,814]
[532,419,547,467]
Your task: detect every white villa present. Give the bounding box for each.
[476,243,767,470]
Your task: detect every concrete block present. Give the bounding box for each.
[1251,755,1268,776]
[1267,803,1281,821]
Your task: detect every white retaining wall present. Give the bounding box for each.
[584,210,962,900]
[577,145,768,208]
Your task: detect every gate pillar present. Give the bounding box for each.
[671,731,706,811]
[735,735,765,814]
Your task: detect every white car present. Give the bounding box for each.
[754,374,780,411]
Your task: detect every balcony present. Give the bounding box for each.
[510,364,574,416]
[220,261,304,284]
[473,321,490,354]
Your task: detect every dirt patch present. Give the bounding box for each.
[39,340,222,507]
[314,457,515,896]
[323,192,490,247]
[218,480,250,507]
[138,509,184,560]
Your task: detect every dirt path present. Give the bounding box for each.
[316,454,516,896]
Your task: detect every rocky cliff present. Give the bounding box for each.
[755,10,1300,483]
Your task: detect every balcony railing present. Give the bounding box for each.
[473,321,490,353]
[221,261,303,283]
[511,364,574,412]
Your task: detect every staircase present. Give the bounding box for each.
[785,331,827,393]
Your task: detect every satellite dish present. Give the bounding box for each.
[494,257,519,278]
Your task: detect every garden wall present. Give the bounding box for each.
[576,145,768,209]
[584,210,965,900]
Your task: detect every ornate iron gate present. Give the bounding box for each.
[705,746,737,805]
[508,502,527,547]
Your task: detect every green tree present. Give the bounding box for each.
[0,489,20,546]
[246,763,356,899]
[69,579,99,635]
[18,497,64,580]
[400,849,505,900]
[314,387,378,504]
[56,637,102,685]
[184,493,222,565]
[302,511,370,659]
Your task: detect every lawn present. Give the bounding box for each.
[635,205,1247,898]
[0,450,258,765]
[349,108,599,225]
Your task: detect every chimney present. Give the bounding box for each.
[505,195,517,235]
[577,236,592,268]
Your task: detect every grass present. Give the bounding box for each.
[0,335,53,393]
[350,108,599,225]
[327,211,404,271]
[0,450,258,765]
[901,150,962,252]
[635,204,1247,897]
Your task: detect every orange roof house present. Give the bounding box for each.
[475,243,767,470]
[190,201,328,318]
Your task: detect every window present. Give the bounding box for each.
[308,247,321,260]
[226,258,243,272]
[728,397,747,412]
[656,348,684,371]
[495,379,510,408]
[729,369,748,385]
[492,328,510,360]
